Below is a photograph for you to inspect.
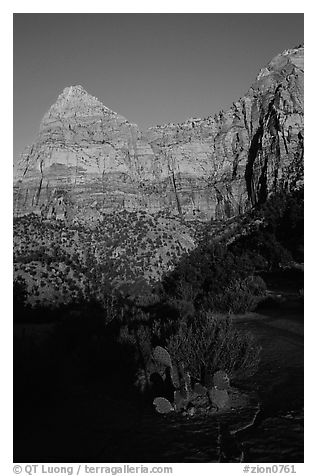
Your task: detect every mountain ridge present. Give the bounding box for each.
[14,46,304,223]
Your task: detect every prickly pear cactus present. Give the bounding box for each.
[153,397,174,414]
[213,370,230,390]
[153,346,172,368]
[209,387,230,410]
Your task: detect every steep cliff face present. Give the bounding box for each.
[14,46,304,223]
[14,85,151,222]
[144,46,303,220]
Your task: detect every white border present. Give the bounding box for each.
[3,3,312,475]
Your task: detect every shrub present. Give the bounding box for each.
[162,242,265,313]
[204,275,266,314]
[231,230,292,270]
[167,311,261,385]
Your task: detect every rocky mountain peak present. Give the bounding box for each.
[41,84,116,124]
[14,46,304,223]
[256,45,304,81]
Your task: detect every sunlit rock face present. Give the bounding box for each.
[14,46,304,223]
[14,85,148,222]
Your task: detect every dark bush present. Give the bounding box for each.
[162,242,263,313]
[167,311,261,385]
[230,230,292,271]
[204,275,266,314]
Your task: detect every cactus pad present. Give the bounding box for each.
[153,346,172,368]
[153,397,174,414]
[209,387,230,410]
[213,370,230,390]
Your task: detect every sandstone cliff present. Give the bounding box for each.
[14,46,304,222]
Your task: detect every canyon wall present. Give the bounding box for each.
[14,46,304,223]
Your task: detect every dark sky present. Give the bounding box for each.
[13,13,303,159]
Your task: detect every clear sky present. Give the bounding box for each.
[13,13,303,160]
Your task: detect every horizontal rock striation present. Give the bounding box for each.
[14,46,304,223]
